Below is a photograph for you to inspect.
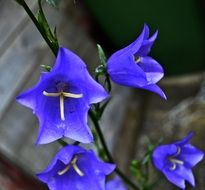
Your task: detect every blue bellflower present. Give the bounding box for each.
[152,132,204,189]
[106,176,127,190]
[37,145,115,190]
[17,47,108,144]
[107,24,166,99]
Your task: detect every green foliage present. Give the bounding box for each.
[130,138,163,190]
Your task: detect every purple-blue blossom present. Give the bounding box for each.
[152,132,204,189]
[16,47,108,144]
[37,145,115,190]
[106,176,127,190]
[107,24,166,99]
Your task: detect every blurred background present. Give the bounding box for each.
[0,0,204,189]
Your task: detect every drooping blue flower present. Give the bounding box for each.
[107,24,166,99]
[37,145,115,190]
[152,132,204,189]
[16,47,109,144]
[106,176,127,190]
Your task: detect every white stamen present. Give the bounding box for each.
[63,92,83,98]
[57,156,84,176]
[170,163,176,170]
[169,158,184,171]
[71,156,84,176]
[172,147,181,157]
[43,90,83,121]
[43,91,61,97]
[73,164,84,176]
[58,165,71,175]
[60,94,65,121]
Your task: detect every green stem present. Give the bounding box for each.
[16,0,58,56]
[89,110,113,162]
[89,110,141,190]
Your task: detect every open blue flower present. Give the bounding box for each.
[107,24,166,99]
[16,47,108,144]
[37,145,115,190]
[106,176,127,190]
[152,132,204,189]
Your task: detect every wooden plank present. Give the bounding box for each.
[0,0,36,57]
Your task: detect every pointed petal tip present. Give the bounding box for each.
[161,92,167,100]
[143,23,149,31]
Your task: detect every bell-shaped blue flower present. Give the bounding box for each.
[106,176,127,190]
[37,145,115,190]
[107,24,166,99]
[16,47,109,144]
[152,132,204,189]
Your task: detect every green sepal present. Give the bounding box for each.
[40,64,52,71]
[97,44,107,66]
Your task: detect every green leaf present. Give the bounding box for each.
[97,44,107,66]
[46,0,59,7]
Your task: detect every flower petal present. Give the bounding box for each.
[152,144,177,170]
[52,47,109,104]
[174,166,195,187]
[141,84,167,99]
[36,97,93,144]
[162,169,186,189]
[107,54,147,87]
[175,132,194,146]
[137,30,158,56]
[139,56,164,83]
[119,24,147,55]
[106,177,127,190]
[179,144,204,167]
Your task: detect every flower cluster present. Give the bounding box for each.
[17,23,204,190]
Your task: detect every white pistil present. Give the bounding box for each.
[43,90,83,121]
[60,94,65,121]
[57,156,84,176]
